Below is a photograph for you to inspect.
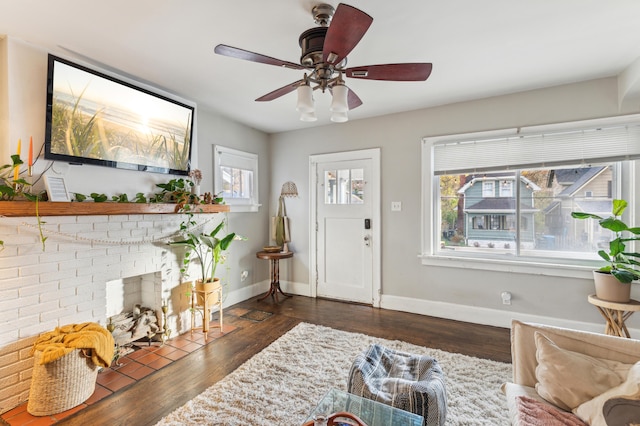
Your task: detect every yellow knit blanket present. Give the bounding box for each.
[31,322,114,368]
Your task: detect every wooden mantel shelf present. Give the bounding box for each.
[0,201,230,217]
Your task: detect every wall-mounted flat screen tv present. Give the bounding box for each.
[44,54,194,175]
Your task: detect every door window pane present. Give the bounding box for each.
[350,168,364,204]
[324,168,364,204]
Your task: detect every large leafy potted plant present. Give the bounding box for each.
[170,220,239,285]
[169,220,243,330]
[571,199,640,302]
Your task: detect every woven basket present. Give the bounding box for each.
[27,349,99,416]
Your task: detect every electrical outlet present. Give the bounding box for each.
[391,201,402,211]
[501,291,512,305]
[241,270,249,282]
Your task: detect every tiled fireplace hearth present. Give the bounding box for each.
[0,211,223,413]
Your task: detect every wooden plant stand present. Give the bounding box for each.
[191,280,223,335]
[587,294,640,338]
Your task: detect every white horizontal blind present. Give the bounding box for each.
[216,148,256,171]
[430,115,640,175]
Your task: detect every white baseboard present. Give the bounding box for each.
[225,282,640,337]
[380,294,640,336]
[223,280,310,307]
[281,280,312,297]
[223,280,269,307]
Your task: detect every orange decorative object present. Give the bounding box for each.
[28,137,33,176]
[13,139,21,181]
[28,137,33,165]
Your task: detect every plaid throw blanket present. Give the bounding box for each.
[347,343,447,426]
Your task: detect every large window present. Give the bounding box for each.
[423,115,640,270]
[213,145,259,212]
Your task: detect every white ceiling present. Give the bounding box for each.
[2,0,640,134]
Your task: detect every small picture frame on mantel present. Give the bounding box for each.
[44,175,70,202]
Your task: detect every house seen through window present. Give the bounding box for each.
[438,166,617,257]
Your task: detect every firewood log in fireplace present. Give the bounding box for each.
[109,305,159,346]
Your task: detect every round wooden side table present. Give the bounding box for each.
[256,250,293,302]
[587,294,640,338]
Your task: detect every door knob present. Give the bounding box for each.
[364,235,371,246]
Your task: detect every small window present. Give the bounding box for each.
[482,181,494,197]
[213,145,260,212]
[500,180,513,197]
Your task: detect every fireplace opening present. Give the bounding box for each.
[106,272,163,346]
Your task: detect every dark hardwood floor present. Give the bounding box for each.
[59,295,511,426]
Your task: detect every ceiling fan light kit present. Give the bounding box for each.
[296,83,315,113]
[214,3,432,123]
[329,83,349,113]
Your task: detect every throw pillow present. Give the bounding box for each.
[573,361,640,426]
[534,332,628,411]
[515,396,588,426]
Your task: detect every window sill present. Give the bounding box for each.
[228,204,261,213]
[420,253,595,280]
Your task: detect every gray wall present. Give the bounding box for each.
[195,107,272,295]
[269,77,640,333]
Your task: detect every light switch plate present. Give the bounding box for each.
[391,201,402,211]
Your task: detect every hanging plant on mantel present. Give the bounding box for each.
[0,155,47,250]
[0,160,228,251]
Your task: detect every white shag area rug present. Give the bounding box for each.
[156,322,512,425]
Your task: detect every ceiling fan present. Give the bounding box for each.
[214,3,433,122]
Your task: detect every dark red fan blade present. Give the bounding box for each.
[322,4,373,65]
[347,87,363,110]
[214,44,305,70]
[255,80,304,102]
[345,63,433,81]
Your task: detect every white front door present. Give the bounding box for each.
[310,149,380,306]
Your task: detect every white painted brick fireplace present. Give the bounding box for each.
[0,212,221,413]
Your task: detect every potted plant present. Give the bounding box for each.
[169,219,243,331]
[571,199,640,302]
[170,220,240,286]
